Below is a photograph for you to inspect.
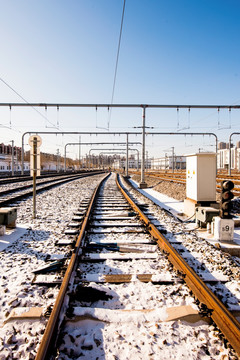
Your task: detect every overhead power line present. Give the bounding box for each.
[108,0,126,129]
[0,77,58,128]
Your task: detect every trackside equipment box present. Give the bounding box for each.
[184,153,217,217]
[0,207,17,227]
[186,153,216,202]
[195,206,219,226]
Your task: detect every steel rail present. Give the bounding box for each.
[35,173,110,360]
[0,171,104,207]
[36,172,240,358]
[116,175,240,356]
[0,173,89,197]
[129,171,240,194]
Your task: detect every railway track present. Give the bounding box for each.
[34,173,240,359]
[0,171,104,207]
[130,170,240,196]
[0,171,79,185]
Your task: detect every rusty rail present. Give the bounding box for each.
[116,174,240,356]
[36,172,240,358]
[35,173,109,360]
[129,170,240,195]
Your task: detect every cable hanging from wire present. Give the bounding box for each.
[107,0,126,130]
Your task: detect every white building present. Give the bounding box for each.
[151,156,186,170]
[113,157,151,170]
[217,147,240,170]
[0,155,30,173]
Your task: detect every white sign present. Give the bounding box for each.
[28,135,42,148]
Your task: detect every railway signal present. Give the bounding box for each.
[220,180,234,219]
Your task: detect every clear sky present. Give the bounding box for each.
[0,0,240,159]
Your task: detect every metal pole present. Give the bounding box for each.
[79,136,81,170]
[11,140,14,176]
[126,133,129,177]
[33,137,37,219]
[172,147,174,173]
[64,144,67,172]
[146,151,148,172]
[2,102,240,110]
[140,107,147,188]
[16,148,18,173]
[137,150,139,171]
[229,138,232,176]
[57,149,60,173]
[21,136,24,175]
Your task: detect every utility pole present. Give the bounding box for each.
[146,151,148,172]
[172,147,174,173]
[126,133,129,177]
[11,140,14,176]
[33,137,37,218]
[79,136,81,170]
[56,149,60,173]
[140,106,147,188]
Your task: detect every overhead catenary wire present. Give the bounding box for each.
[0,77,83,145]
[108,0,126,129]
[0,77,58,129]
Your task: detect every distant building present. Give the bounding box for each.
[0,143,22,157]
[113,156,151,170]
[0,155,29,172]
[217,143,240,170]
[151,156,186,170]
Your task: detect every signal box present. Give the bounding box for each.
[0,207,17,228]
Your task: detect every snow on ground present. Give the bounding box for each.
[0,173,105,359]
[56,174,239,360]
[129,178,184,216]
[0,173,239,359]
[60,318,231,360]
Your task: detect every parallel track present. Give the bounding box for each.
[35,173,240,359]
[0,171,104,207]
[130,170,240,196]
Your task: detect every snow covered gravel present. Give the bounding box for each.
[0,173,106,359]
[55,174,239,360]
[123,176,240,312]
[0,172,239,359]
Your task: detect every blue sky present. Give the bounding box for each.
[0,0,240,159]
